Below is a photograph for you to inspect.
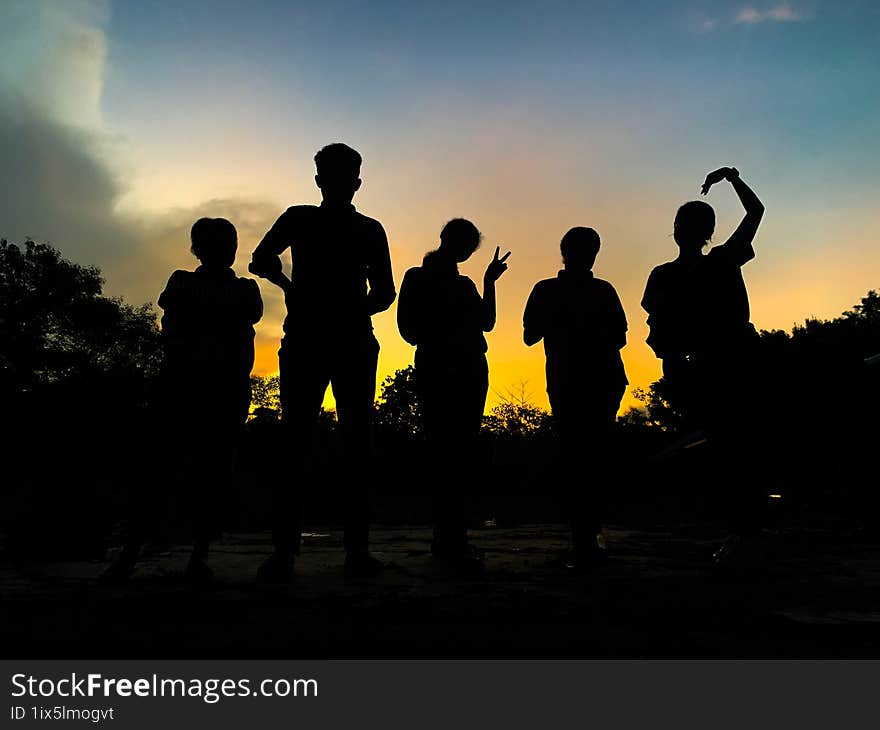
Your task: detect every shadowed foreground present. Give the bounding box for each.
[3,523,880,658]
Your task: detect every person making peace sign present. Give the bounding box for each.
[397,219,511,575]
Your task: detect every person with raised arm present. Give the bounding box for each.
[641,167,766,570]
[397,219,510,575]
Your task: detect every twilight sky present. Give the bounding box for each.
[2,0,878,410]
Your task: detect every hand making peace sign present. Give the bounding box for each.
[484,246,512,283]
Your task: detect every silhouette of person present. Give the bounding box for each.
[100,217,262,585]
[641,167,765,568]
[523,227,627,568]
[397,219,510,575]
[249,143,395,581]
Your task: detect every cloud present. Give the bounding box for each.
[689,3,806,33]
[0,1,282,306]
[735,4,804,24]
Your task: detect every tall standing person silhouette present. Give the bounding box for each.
[523,227,628,569]
[397,220,510,575]
[641,167,765,569]
[249,143,396,581]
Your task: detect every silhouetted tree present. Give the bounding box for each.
[482,385,552,437]
[0,239,161,399]
[250,374,281,422]
[1,239,162,556]
[375,365,421,437]
[627,379,683,432]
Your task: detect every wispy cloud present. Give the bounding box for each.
[735,4,804,25]
[689,3,807,33]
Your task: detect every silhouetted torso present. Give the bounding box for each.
[158,265,262,384]
[251,203,394,342]
[642,238,756,360]
[524,270,627,396]
[398,254,488,361]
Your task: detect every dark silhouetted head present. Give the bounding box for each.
[674,200,715,251]
[314,143,362,205]
[560,227,600,270]
[190,217,237,268]
[438,218,482,263]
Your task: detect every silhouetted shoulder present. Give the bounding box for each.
[401,266,423,283]
[641,263,675,313]
[354,211,384,229]
[354,212,389,246]
[286,204,319,215]
[158,270,191,309]
[593,277,620,294]
[708,235,756,267]
[533,277,558,293]
[523,278,557,346]
[279,204,319,224]
[397,267,429,347]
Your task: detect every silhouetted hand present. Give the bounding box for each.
[701,167,738,195]
[484,246,511,283]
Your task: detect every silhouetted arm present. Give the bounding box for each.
[642,268,671,359]
[482,246,511,332]
[607,285,627,351]
[522,284,545,346]
[396,268,421,346]
[249,209,292,291]
[703,167,764,265]
[243,279,263,324]
[366,222,396,315]
[157,270,185,312]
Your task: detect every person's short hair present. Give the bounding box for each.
[314,143,362,178]
[190,217,237,264]
[440,218,482,248]
[674,200,715,246]
[560,227,600,264]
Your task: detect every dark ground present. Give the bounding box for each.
[3,517,880,658]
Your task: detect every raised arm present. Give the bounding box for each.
[366,222,396,315]
[481,246,510,332]
[702,167,764,263]
[249,209,293,291]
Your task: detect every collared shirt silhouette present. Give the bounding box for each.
[251,202,395,339]
[524,267,628,401]
[159,265,262,393]
[248,143,395,581]
[523,227,627,568]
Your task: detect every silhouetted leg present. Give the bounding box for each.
[99,397,175,584]
[706,347,768,537]
[277,341,329,556]
[551,385,623,562]
[418,354,488,557]
[331,335,380,555]
[189,393,245,565]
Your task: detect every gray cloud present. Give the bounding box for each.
[0,1,281,313]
